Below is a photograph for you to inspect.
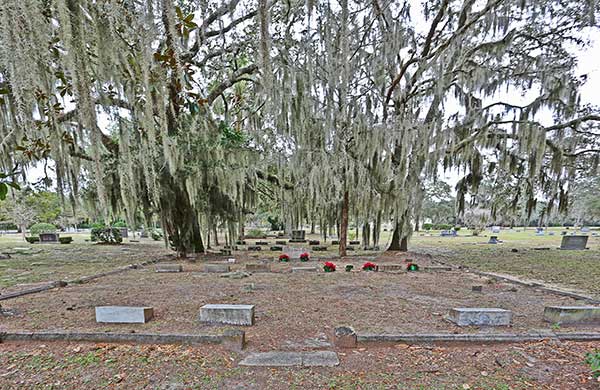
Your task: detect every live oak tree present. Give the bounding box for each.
[1,0,599,256]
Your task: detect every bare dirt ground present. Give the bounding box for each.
[0,339,598,389]
[1,233,599,389]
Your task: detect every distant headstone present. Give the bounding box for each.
[309,240,320,245]
[199,304,254,326]
[155,264,183,273]
[275,240,287,245]
[245,263,271,273]
[543,306,600,325]
[548,232,555,236]
[255,241,269,246]
[581,227,591,233]
[312,246,327,251]
[471,285,483,292]
[220,249,232,255]
[491,226,501,234]
[247,246,262,251]
[95,306,154,323]
[290,230,306,242]
[423,265,452,271]
[205,264,231,273]
[331,240,340,245]
[448,308,512,326]
[270,246,283,251]
[118,227,129,238]
[39,233,59,243]
[560,235,588,250]
[488,236,499,244]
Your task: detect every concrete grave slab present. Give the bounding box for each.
[543,306,600,325]
[292,266,318,273]
[204,264,230,273]
[95,306,154,323]
[155,264,183,273]
[199,304,255,326]
[239,351,339,367]
[245,263,271,273]
[448,308,512,326]
[378,264,404,272]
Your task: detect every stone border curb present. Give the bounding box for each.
[470,270,600,304]
[0,260,160,301]
[357,332,600,344]
[0,330,245,351]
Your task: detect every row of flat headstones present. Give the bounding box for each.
[95,305,600,327]
[158,263,451,273]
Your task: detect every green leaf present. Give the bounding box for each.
[0,183,7,200]
[8,181,20,190]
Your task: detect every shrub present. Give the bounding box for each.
[59,237,73,244]
[29,223,57,236]
[151,229,163,241]
[434,223,452,231]
[587,351,600,378]
[91,227,122,244]
[454,226,461,231]
[112,221,127,228]
[245,228,265,238]
[25,236,40,244]
[422,223,433,230]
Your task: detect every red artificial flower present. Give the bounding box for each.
[323,261,336,271]
[279,254,290,261]
[362,261,377,270]
[300,252,310,260]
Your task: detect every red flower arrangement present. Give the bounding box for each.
[300,252,310,262]
[362,261,377,271]
[406,262,419,271]
[323,261,336,272]
[279,254,290,262]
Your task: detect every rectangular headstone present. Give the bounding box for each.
[245,263,271,273]
[270,246,283,251]
[255,241,269,246]
[292,266,318,273]
[95,306,154,323]
[290,230,306,242]
[543,306,600,325]
[560,235,588,250]
[378,264,404,272]
[155,264,183,273]
[275,240,287,245]
[39,233,59,243]
[424,265,453,271]
[205,264,231,273]
[448,308,512,326]
[199,304,254,326]
[349,240,360,245]
[308,240,320,245]
[312,246,327,251]
[247,246,262,251]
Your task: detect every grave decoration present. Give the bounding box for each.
[300,252,310,262]
[406,262,419,272]
[279,253,290,262]
[362,262,377,271]
[323,261,336,272]
[345,265,354,272]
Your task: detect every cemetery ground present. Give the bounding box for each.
[1,229,599,388]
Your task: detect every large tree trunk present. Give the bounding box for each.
[388,222,408,251]
[159,171,204,258]
[339,190,349,256]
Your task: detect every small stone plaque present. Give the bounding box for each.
[199,304,255,326]
[95,306,154,323]
[270,245,283,251]
[205,264,230,273]
[309,240,320,245]
[247,246,262,251]
[448,308,512,326]
[312,246,327,251]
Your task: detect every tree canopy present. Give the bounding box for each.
[0,0,599,254]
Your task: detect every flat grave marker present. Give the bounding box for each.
[199,304,255,326]
[448,308,512,326]
[245,263,271,273]
[95,306,154,323]
[292,266,318,273]
[205,264,231,273]
[155,264,183,273]
[543,306,600,325]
